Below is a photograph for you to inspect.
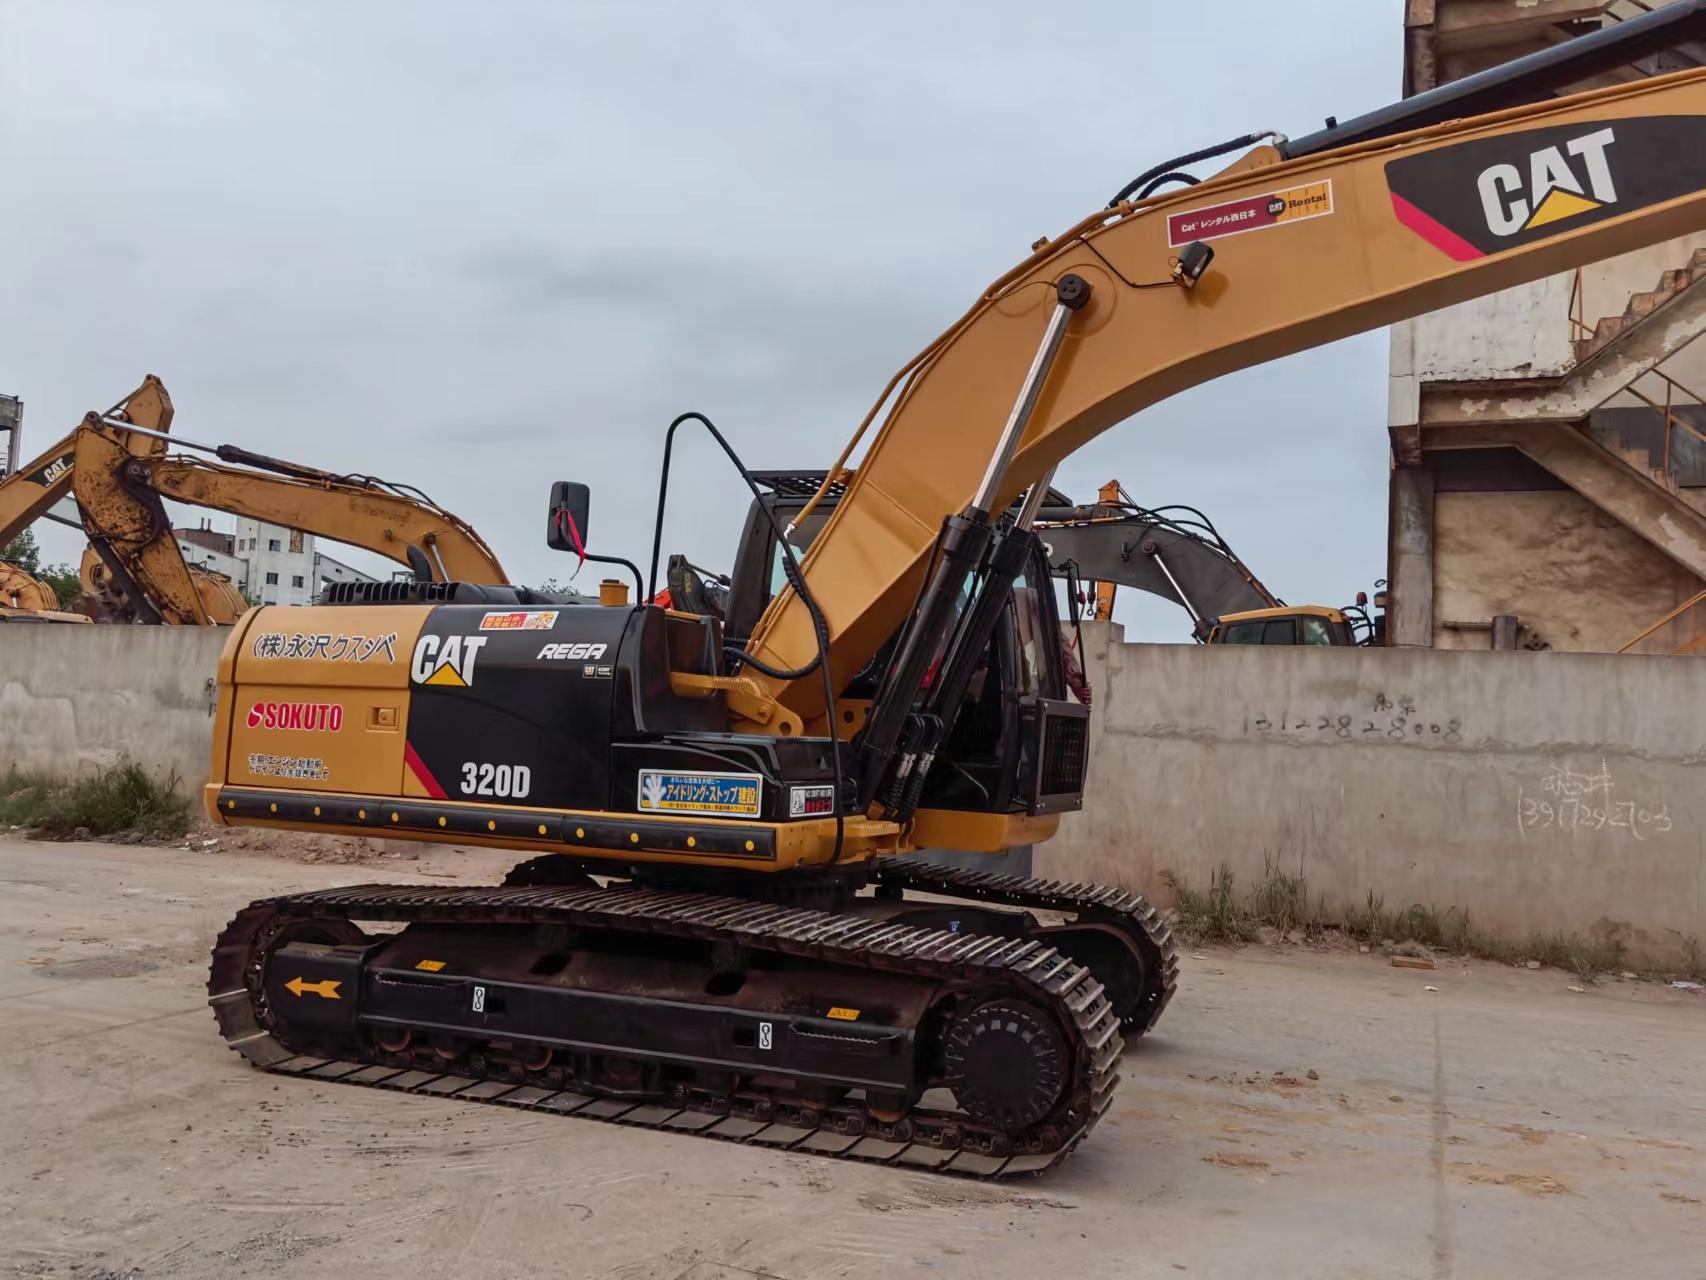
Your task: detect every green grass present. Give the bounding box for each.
[0,761,192,840]
[1165,861,1633,982]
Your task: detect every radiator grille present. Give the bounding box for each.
[1039,712,1089,798]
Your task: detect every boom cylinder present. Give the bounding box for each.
[855,280,1091,810]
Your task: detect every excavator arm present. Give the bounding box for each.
[746,58,1706,724]
[1037,498,1278,633]
[72,420,509,623]
[0,376,173,549]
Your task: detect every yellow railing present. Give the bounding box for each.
[1620,586,1706,653]
[1569,267,1706,478]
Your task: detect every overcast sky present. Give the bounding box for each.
[2,1,1403,640]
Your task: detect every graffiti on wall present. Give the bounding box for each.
[1244,693,1463,744]
[1517,760,1672,840]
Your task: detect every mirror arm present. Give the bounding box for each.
[579,551,644,605]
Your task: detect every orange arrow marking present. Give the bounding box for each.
[285,976,342,999]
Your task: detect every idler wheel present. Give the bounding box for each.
[940,1000,1067,1132]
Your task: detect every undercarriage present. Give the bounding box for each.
[208,857,1175,1178]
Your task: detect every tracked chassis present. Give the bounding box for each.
[209,858,1175,1178]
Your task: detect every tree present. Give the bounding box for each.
[2,528,41,573]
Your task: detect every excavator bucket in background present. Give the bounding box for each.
[77,544,248,625]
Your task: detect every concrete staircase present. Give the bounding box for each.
[1584,415,1706,516]
[1574,249,1706,364]
[1406,2,1706,98]
[1603,1,1706,78]
[1501,422,1706,579]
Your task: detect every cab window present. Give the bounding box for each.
[1217,620,1266,645]
[1299,616,1335,646]
[767,507,831,598]
[1218,618,1297,645]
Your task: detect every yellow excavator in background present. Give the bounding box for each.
[1,378,166,621]
[0,560,90,623]
[202,7,1706,1177]
[0,376,513,625]
[1037,480,1383,644]
[67,401,512,624]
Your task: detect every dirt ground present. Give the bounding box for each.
[2,835,1703,1280]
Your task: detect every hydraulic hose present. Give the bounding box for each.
[648,411,845,862]
[1106,130,1283,207]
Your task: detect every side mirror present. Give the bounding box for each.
[547,481,591,553]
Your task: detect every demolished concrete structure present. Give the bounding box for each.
[1390,0,1706,655]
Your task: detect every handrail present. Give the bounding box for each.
[1569,265,1706,473]
[1619,585,1706,652]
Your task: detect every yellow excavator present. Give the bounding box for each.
[67,398,512,624]
[1036,481,1383,644]
[0,378,246,622]
[0,561,89,624]
[0,376,513,625]
[203,8,1706,1178]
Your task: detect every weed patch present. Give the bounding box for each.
[1164,862,1628,981]
[0,761,191,840]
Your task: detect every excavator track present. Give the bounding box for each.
[208,879,1129,1179]
[871,857,1178,1033]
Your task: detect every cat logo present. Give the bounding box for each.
[411,634,487,687]
[1477,127,1616,238]
[1384,116,1706,264]
[27,453,73,487]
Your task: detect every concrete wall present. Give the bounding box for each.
[1432,490,1705,653]
[1390,235,1706,395]
[6,622,1702,966]
[1045,623,1706,966]
[0,627,228,788]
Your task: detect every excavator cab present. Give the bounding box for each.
[1205,605,1356,646]
[657,470,1084,821]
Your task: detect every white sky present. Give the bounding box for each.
[2,1,1403,641]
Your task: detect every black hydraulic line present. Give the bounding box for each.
[1136,171,1200,199]
[646,411,844,862]
[860,512,994,816]
[1107,131,1280,207]
[1284,0,1706,159]
[891,525,1040,823]
[210,443,367,486]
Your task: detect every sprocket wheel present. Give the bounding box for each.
[940,999,1068,1132]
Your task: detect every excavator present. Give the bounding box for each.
[66,401,516,624]
[1036,482,1382,644]
[0,378,249,622]
[202,6,1706,1178]
[0,561,89,624]
[0,376,515,625]
[0,379,174,622]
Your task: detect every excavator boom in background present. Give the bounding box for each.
[0,376,513,625]
[0,378,178,623]
[202,8,1706,1178]
[69,410,511,625]
[1036,483,1379,645]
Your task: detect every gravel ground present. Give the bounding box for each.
[2,835,1703,1280]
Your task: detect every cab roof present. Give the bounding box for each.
[1215,605,1347,624]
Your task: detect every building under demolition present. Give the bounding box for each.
[1390,0,1706,656]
